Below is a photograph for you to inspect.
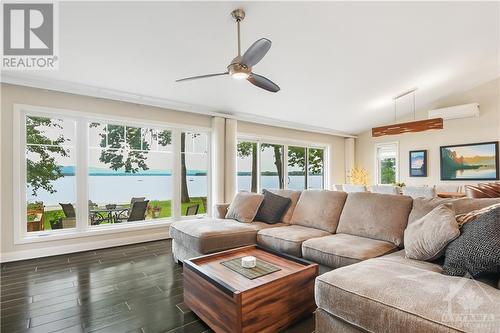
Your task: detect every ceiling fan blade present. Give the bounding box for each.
[176,72,228,82]
[241,38,272,67]
[247,73,280,92]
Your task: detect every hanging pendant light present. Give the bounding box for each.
[371,88,443,137]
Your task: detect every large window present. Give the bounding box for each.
[88,123,173,225]
[237,140,326,192]
[16,106,210,239]
[375,143,398,184]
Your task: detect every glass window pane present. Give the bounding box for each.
[88,123,173,225]
[288,146,306,190]
[157,129,173,152]
[107,124,125,148]
[126,126,142,150]
[308,148,324,189]
[237,141,257,192]
[261,144,284,190]
[376,144,397,184]
[379,158,396,184]
[26,115,76,232]
[181,132,208,216]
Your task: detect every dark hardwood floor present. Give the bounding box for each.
[1,240,314,333]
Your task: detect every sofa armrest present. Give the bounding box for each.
[214,203,230,219]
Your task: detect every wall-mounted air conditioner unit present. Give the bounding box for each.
[428,103,479,120]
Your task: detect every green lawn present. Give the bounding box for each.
[37,197,207,230]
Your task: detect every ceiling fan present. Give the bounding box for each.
[176,9,280,93]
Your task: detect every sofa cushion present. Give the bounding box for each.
[290,190,347,233]
[404,204,460,261]
[443,207,500,278]
[257,225,330,257]
[408,197,500,224]
[336,192,413,247]
[302,233,396,269]
[225,192,264,222]
[315,251,500,333]
[267,189,301,223]
[254,189,292,224]
[170,218,282,254]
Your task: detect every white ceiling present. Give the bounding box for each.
[3,1,499,135]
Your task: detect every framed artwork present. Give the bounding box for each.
[440,141,499,181]
[409,150,427,177]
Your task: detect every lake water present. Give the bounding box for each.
[451,167,496,179]
[28,175,323,206]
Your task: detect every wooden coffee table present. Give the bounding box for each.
[183,245,318,333]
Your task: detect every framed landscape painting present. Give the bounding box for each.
[409,150,427,177]
[440,141,499,181]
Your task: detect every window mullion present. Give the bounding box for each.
[76,119,88,231]
[172,129,182,219]
[305,148,309,189]
[256,142,261,192]
[283,145,288,190]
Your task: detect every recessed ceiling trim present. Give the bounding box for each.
[1,73,357,138]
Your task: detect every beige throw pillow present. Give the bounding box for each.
[225,192,264,223]
[404,204,460,261]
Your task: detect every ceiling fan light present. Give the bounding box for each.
[231,72,249,80]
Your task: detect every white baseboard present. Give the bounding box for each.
[1,233,172,263]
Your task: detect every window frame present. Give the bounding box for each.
[13,104,212,244]
[374,142,399,185]
[237,135,329,192]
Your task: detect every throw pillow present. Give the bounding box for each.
[225,192,264,223]
[455,202,500,227]
[443,207,500,278]
[254,189,292,224]
[404,204,460,261]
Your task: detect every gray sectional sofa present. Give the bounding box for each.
[169,190,500,333]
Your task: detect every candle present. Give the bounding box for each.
[241,256,256,268]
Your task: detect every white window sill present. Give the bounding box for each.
[15,215,207,245]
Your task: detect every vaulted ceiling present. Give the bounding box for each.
[3,1,499,135]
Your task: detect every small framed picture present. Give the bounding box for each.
[409,150,427,177]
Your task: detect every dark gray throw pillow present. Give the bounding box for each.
[254,189,292,224]
[442,207,500,278]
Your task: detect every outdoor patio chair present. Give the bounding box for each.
[115,197,146,222]
[127,200,149,222]
[58,203,76,229]
[59,203,76,218]
[186,204,199,216]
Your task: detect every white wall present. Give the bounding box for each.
[356,78,500,187]
[0,83,348,261]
